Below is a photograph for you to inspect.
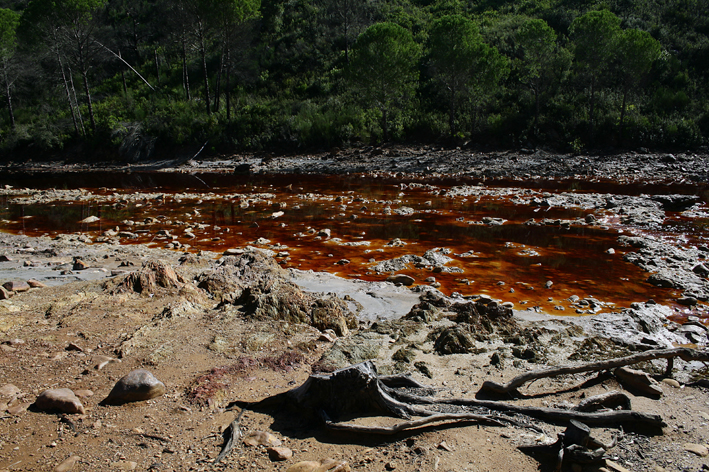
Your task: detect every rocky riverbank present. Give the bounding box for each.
[1,150,709,472]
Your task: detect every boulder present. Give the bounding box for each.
[103,369,166,404]
[3,281,30,292]
[34,388,85,414]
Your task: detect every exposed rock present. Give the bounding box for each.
[72,258,89,271]
[434,327,475,355]
[314,332,384,372]
[79,215,100,224]
[0,384,20,398]
[0,286,11,299]
[684,443,709,457]
[286,459,350,472]
[110,260,185,294]
[27,279,46,288]
[34,388,86,414]
[103,369,166,404]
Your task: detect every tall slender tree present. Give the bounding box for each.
[0,8,20,129]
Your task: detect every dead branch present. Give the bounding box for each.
[324,412,507,435]
[214,408,245,465]
[388,389,665,431]
[479,347,709,396]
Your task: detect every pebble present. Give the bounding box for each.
[54,455,80,472]
[661,378,680,388]
[34,388,86,414]
[27,279,46,288]
[103,369,165,404]
[243,431,282,447]
[684,443,709,457]
[267,446,293,461]
[72,259,89,270]
[79,216,100,224]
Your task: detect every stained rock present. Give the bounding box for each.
[103,369,166,404]
[27,279,46,288]
[243,431,282,447]
[72,259,89,271]
[34,388,86,414]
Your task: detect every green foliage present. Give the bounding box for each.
[2,0,709,156]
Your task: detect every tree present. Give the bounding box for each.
[515,17,571,137]
[21,0,108,133]
[427,14,506,139]
[349,22,419,141]
[569,10,621,141]
[0,8,19,129]
[615,28,661,142]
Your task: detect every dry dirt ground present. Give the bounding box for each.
[1,230,709,472]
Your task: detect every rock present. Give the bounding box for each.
[386,274,415,286]
[604,460,632,472]
[0,384,21,398]
[677,296,698,306]
[73,389,94,398]
[434,327,475,355]
[2,281,30,292]
[79,216,100,224]
[286,459,350,472]
[545,280,553,289]
[614,367,662,397]
[267,446,293,461]
[243,431,282,447]
[27,279,46,288]
[683,443,709,457]
[606,248,615,254]
[0,254,11,261]
[110,461,137,471]
[314,332,384,372]
[661,378,680,388]
[103,369,166,404]
[111,260,185,294]
[7,401,30,415]
[72,259,89,271]
[692,263,709,277]
[0,286,11,299]
[54,456,80,472]
[34,388,86,414]
[317,228,331,238]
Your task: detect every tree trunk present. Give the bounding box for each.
[119,50,128,96]
[588,74,596,143]
[199,25,211,116]
[225,45,231,121]
[382,108,388,142]
[68,65,86,135]
[56,51,80,136]
[81,69,96,132]
[214,47,224,112]
[449,87,456,139]
[182,40,191,101]
[2,60,15,129]
[619,84,628,145]
[154,48,161,85]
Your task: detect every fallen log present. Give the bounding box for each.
[479,347,709,396]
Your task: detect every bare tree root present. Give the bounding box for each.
[324,412,508,435]
[479,347,709,396]
[214,408,245,465]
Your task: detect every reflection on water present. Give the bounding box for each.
[1,171,707,314]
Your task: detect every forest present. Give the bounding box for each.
[0,0,707,159]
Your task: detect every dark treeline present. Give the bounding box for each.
[0,0,708,159]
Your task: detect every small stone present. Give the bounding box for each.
[0,254,11,261]
[385,462,397,470]
[7,402,30,415]
[0,384,20,398]
[437,441,453,452]
[103,369,166,404]
[386,274,415,286]
[94,355,121,370]
[661,378,680,388]
[35,388,85,414]
[72,259,89,271]
[0,286,11,299]
[73,389,94,398]
[110,460,137,471]
[544,280,553,289]
[79,216,100,224]
[286,462,321,472]
[614,367,662,397]
[243,431,282,447]
[54,455,80,472]
[3,281,30,292]
[267,446,293,461]
[27,279,47,288]
[607,248,615,255]
[684,443,709,457]
[677,296,698,306]
[66,342,83,352]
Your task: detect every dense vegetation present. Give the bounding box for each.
[0,0,708,159]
